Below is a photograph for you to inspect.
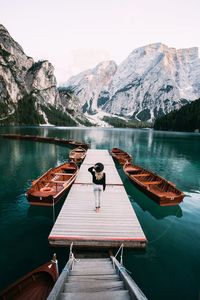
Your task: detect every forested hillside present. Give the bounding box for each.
[154,98,200,132]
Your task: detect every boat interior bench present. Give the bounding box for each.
[51,180,65,184]
[126,168,140,173]
[142,181,161,185]
[54,172,72,176]
[132,173,149,177]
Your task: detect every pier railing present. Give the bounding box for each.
[111,243,147,300]
[47,243,75,300]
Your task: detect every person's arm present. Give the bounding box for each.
[88,166,95,174]
[103,173,106,191]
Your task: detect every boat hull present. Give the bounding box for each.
[123,163,184,206]
[27,188,67,207]
[128,178,184,206]
[69,146,86,164]
[0,261,58,300]
[26,162,78,207]
[111,148,132,165]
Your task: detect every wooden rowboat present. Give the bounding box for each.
[123,162,185,206]
[111,148,132,165]
[69,146,86,163]
[26,162,78,206]
[0,255,58,300]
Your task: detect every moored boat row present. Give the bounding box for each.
[0,134,89,149]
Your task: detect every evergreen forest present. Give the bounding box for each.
[154,98,200,132]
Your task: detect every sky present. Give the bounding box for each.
[1,0,200,84]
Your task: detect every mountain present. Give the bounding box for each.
[1,24,200,127]
[0,24,76,125]
[154,98,200,132]
[64,43,200,123]
[62,61,117,113]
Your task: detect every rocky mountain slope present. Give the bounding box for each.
[64,43,200,122]
[0,24,76,125]
[64,61,117,113]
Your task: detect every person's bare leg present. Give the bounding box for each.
[94,189,98,212]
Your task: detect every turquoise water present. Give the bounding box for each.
[0,126,200,299]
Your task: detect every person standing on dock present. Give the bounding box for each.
[88,163,106,212]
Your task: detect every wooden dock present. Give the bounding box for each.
[48,150,147,248]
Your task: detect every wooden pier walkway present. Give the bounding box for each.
[48,150,147,248]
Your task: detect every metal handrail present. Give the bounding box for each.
[114,242,124,266]
[111,244,148,300]
[47,243,75,300]
[111,255,148,300]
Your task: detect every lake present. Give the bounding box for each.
[0,126,199,300]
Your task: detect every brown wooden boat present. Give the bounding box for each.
[0,255,58,300]
[68,140,90,150]
[69,146,86,163]
[111,148,132,165]
[123,162,185,206]
[26,162,78,206]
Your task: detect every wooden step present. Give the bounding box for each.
[74,261,113,265]
[74,258,110,262]
[74,259,111,263]
[73,266,114,272]
[74,260,112,265]
[73,262,113,270]
[64,281,124,292]
[70,269,116,276]
[73,263,113,268]
[58,290,131,300]
[67,275,120,282]
[73,260,113,269]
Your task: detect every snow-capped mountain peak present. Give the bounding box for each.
[63,60,117,113]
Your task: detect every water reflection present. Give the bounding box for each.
[27,193,67,221]
[133,193,182,220]
[126,182,183,220]
[27,205,54,220]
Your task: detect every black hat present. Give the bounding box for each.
[94,162,104,172]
